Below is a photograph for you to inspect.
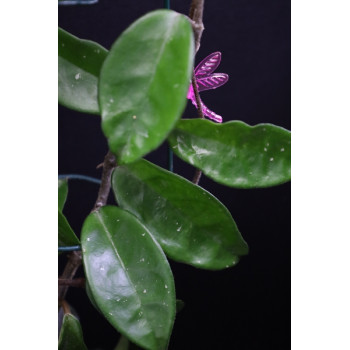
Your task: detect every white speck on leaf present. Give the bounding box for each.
[281,148,285,152]
[75,73,81,80]
[143,289,147,294]
[270,157,274,161]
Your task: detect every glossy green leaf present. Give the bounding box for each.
[58,27,108,114]
[112,159,248,270]
[59,304,80,336]
[58,179,68,211]
[58,210,80,247]
[58,313,87,350]
[99,10,194,164]
[168,119,291,188]
[81,206,175,350]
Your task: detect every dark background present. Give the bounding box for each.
[58,1,290,349]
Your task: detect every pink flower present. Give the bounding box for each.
[187,52,229,123]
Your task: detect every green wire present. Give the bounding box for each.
[164,0,170,9]
[58,174,101,185]
[58,245,81,252]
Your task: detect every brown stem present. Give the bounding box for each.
[58,251,82,301]
[58,150,117,303]
[189,0,205,53]
[189,0,206,184]
[92,150,117,212]
[58,278,86,288]
[59,299,71,315]
[191,71,205,120]
[192,169,202,185]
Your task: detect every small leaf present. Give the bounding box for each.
[58,27,108,114]
[112,159,248,270]
[81,206,175,350]
[58,210,80,247]
[168,119,291,188]
[99,10,194,164]
[58,179,68,211]
[58,313,87,350]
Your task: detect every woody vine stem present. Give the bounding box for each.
[58,0,206,306]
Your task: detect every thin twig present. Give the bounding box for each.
[58,278,86,288]
[189,0,205,53]
[192,168,202,184]
[189,0,205,185]
[191,72,205,120]
[92,151,117,212]
[60,299,71,315]
[58,251,82,301]
[58,150,117,303]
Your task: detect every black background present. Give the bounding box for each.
[58,1,290,349]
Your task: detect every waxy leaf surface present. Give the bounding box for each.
[168,119,291,188]
[112,159,248,270]
[58,179,68,211]
[81,206,175,350]
[58,313,87,350]
[58,210,80,247]
[58,27,108,114]
[99,10,194,164]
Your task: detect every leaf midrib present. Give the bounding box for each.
[95,211,157,348]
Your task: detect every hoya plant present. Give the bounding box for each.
[58,1,290,349]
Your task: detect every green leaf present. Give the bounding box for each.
[58,27,108,114]
[58,313,87,350]
[99,10,194,164]
[112,159,248,270]
[168,119,291,188]
[58,210,80,247]
[58,178,68,211]
[81,206,176,350]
